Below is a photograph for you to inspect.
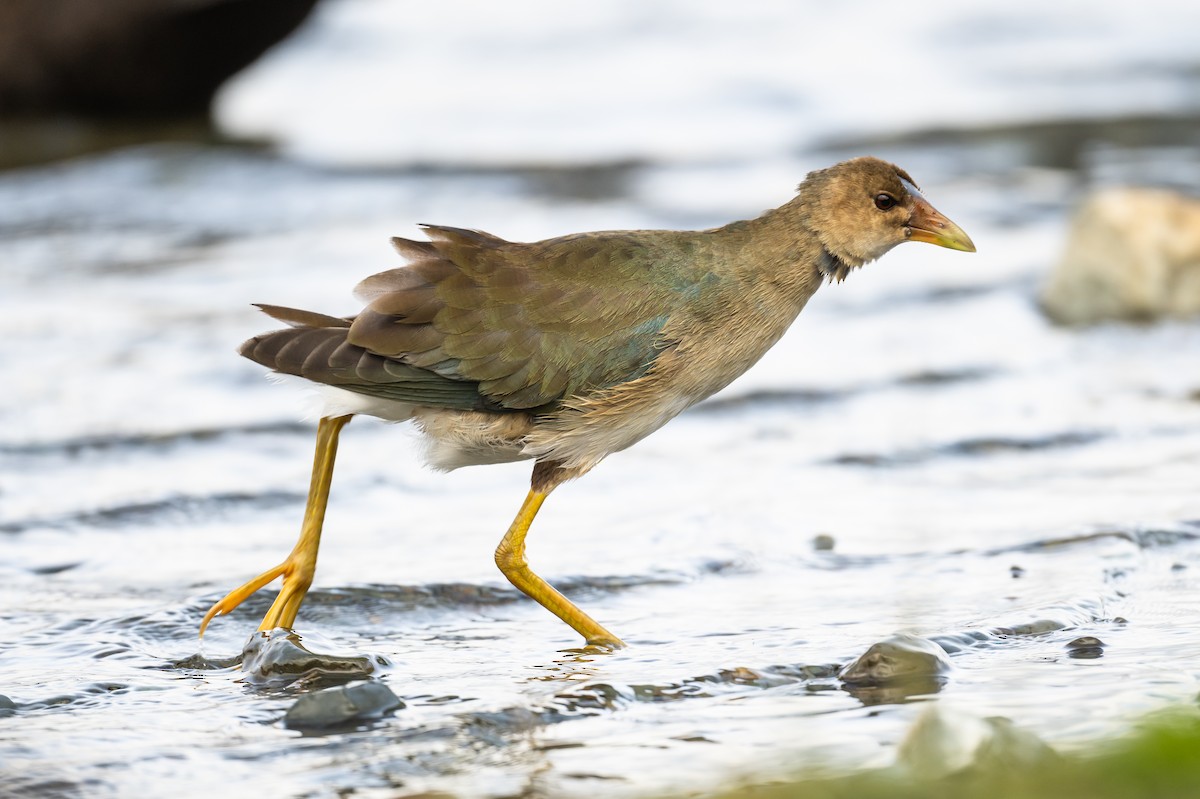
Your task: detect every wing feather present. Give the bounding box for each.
[245,223,717,413]
[344,226,701,408]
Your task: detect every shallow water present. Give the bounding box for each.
[4,3,1200,798]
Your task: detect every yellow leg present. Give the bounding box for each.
[495,489,625,648]
[200,414,352,637]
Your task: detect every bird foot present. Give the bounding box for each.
[583,635,626,651]
[199,554,313,637]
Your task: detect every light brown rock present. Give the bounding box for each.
[1041,188,1200,324]
[896,704,1058,778]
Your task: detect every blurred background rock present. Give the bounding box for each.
[1041,189,1200,325]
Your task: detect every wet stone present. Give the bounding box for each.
[840,634,953,686]
[561,682,633,711]
[0,694,16,717]
[812,534,836,551]
[283,681,404,730]
[1066,636,1106,659]
[241,628,378,688]
[170,652,242,671]
[631,682,701,702]
[840,634,954,704]
[712,666,795,688]
[767,663,841,681]
[994,619,1068,637]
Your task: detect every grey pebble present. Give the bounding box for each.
[284,681,404,730]
[1066,636,1105,649]
[1066,636,1106,659]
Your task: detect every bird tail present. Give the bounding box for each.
[238,304,490,411]
[238,304,357,380]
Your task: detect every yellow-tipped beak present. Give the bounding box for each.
[907,196,976,253]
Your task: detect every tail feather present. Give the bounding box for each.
[238,324,491,412]
[253,303,351,329]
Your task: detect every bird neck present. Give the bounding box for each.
[715,196,843,297]
[813,245,858,284]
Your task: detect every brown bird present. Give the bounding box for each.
[200,156,975,648]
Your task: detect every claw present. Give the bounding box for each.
[199,562,289,637]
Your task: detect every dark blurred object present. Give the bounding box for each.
[0,0,318,117]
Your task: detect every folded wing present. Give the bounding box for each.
[241,224,698,413]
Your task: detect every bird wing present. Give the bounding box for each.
[345,225,697,410]
[242,225,711,412]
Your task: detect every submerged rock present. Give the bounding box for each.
[1066,635,1106,659]
[283,681,404,730]
[1041,188,1200,324]
[0,694,16,717]
[839,633,952,686]
[839,634,952,704]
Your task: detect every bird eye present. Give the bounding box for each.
[874,193,896,211]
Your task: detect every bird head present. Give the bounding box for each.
[799,156,975,277]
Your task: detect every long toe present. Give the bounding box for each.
[199,562,289,637]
